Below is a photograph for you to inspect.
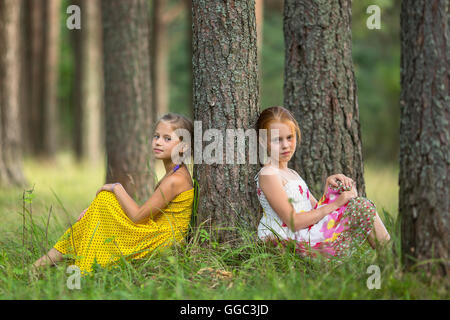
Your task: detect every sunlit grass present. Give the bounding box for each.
[0,152,447,300]
[364,161,399,218]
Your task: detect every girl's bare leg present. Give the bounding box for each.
[367,212,391,249]
[32,248,64,270]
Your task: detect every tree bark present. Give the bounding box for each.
[72,0,104,165]
[399,0,449,276]
[192,0,260,244]
[0,0,27,187]
[102,0,154,202]
[283,0,366,199]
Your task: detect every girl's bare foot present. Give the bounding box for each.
[368,212,391,249]
[31,248,63,270]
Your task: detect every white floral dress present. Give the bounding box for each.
[255,166,376,259]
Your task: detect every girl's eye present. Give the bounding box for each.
[164,137,171,141]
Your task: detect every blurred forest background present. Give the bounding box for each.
[0,0,403,223]
[52,0,400,164]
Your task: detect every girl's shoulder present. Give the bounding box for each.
[166,166,193,194]
[254,165,281,181]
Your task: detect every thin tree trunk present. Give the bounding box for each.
[42,0,61,157]
[185,0,193,119]
[0,0,27,187]
[192,0,260,244]
[102,0,154,202]
[19,0,32,155]
[151,0,169,118]
[23,0,45,156]
[73,0,104,165]
[399,0,449,276]
[283,0,366,199]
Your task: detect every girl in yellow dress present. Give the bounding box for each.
[32,113,195,274]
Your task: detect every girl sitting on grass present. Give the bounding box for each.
[32,113,195,274]
[254,106,390,259]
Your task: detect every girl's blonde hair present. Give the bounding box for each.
[153,113,194,191]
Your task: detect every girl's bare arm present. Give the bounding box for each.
[259,168,353,232]
[112,175,185,224]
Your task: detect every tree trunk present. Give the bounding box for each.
[19,0,32,156]
[185,0,193,119]
[21,0,45,156]
[151,0,169,118]
[399,0,449,276]
[72,0,104,165]
[283,0,366,199]
[102,0,154,202]
[0,0,27,187]
[41,0,61,157]
[192,0,260,244]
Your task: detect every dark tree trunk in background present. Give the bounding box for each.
[20,0,60,159]
[283,0,366,199]
[102,0,154,202]
[192,0,260,244]
[399,0,449,276]
[0,0,27,187]
[19,0,32,155]
[72,0,104,165]
[21,0,45,156]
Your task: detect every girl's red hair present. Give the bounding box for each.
[256,106,301,145]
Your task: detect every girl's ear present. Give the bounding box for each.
[179,141,188,153]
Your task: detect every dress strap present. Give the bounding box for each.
[254,167,264,182]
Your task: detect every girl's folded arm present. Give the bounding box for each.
[114,175,181,224]
[132,176,184,224]
[259,170,340,232]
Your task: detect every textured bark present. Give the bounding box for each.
[102,0,154,202]
[399,0,449,275]
[72,0,104,164]
[192,0,260,244]
[0,0,27,187]
[283,0,366,199]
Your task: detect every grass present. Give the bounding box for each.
[0,151,448,299]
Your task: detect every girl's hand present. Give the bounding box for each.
[77,208,88,222]
[336,189,357,207]
[95,183,119,197]
[326,174,354,189]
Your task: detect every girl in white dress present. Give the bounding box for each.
[255,106,390,259]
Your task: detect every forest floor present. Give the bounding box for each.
[0,151,448,299]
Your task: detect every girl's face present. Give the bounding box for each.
[152,121,181,161]
[266,121,296,163]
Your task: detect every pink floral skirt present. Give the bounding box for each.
[269,182,377,260]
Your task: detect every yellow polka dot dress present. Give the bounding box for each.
[53,188,194,274]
